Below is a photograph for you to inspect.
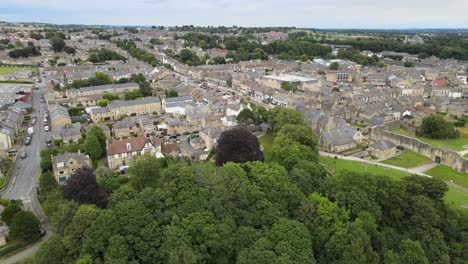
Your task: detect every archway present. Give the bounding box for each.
[435,156,441,163]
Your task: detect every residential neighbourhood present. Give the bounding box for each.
[0,20,466,264]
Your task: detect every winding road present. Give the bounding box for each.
[0,68,51,264]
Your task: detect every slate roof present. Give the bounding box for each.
[322,125,357,146]
[371,140,396,151]
[109,97,160,109]
[74,82,138,93]
[91,107,109,114]
[107,136,161,156]
[52,152,91,171]
[164,96,193,103]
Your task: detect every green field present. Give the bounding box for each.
[391,128,468,151]
[0,66,38,75]
[382,150,431,168]
[425,165,468,188]
[464,153,468,158]
[320,156,467,212]
[259,134,274,161]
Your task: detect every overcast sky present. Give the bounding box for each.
[1,0,467,28]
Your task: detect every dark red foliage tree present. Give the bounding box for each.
[215,127,264,166]
[62,167,108,208]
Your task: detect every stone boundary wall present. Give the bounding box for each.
[371,121,467,173]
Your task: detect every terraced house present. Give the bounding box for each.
[64,82,140,107]
[90,97,161,122]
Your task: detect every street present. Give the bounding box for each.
[0,68,50,263]
[1,68,48,210]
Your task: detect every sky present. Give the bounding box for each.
[1,0,467,28]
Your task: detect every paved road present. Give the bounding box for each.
[1,68,48,203]
[320,151,468,191]
[0,67,51,263]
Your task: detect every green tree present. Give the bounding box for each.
[238,218,315,264]
[276,124,318,152]
[0,202,22,225]
[84,133,103,161]
[329,62,339,70]
[271,137,318,171]
[165,89,179,98]
[9,210,40,241]
[236,108,256,126]
[418,114,459,139]
[269,107,305,133]
[128,155,162,191]
[103,93,120,101]
[35,235,68,264]
[97,99,109,107]
[281,81,298,92]
[399,239,430,264]
[63,204,100,259]
[289,160,327,195]
[88,126,107,155]
[50,37,66,52]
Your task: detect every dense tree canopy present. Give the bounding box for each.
[88,48,126,63]
[32,107,467,264]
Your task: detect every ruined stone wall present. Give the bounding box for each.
[371,121,467,173]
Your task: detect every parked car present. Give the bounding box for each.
[31,119,36,125]
[39,227,46,237]
[44,126,49,131]
[20,152,27,159]
[25,136,31,145]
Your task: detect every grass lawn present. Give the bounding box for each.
[381,150,431,168]
[391,128,468,151]
[464,153,468,158]
[259,134,274,161]
[320,156,467,212]
[320,156,412,180]
[0,66,38,75]
[425,165,468,188]
[444,185,468,212]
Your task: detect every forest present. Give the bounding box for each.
[25,107,467,264]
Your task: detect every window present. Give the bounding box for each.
[59,171,64,175]
[59,176,66,182]
[70,161,74,165]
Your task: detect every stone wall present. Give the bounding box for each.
[371,122,468,173]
